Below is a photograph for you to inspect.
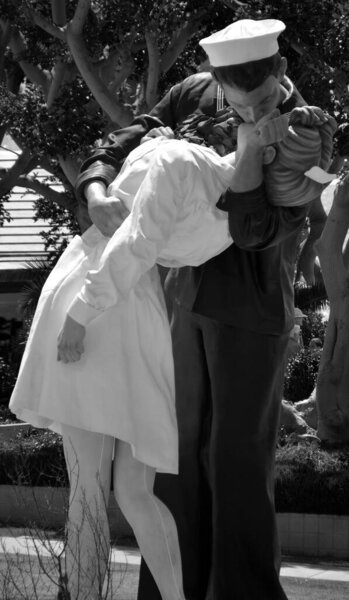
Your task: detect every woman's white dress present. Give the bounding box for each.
[9,138,234,474]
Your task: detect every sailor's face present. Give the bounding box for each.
[222,75,282,123]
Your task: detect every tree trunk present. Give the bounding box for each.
[315,175,349,443]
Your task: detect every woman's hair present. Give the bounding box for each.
[212,52,282,92]
[174,107,241,155]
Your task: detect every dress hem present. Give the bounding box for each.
[11,407,179,476]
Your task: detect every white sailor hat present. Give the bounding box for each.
[199,19,286,67]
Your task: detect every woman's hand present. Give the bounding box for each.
[57,315,86,363]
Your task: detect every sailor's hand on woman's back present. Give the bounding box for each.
[85,181,129,237]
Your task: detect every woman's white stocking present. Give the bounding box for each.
[114,440,185,600]
[62,425,114,600]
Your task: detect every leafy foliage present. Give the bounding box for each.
[294,281,328,312]
[283,307,327,402]
[284,349,321,403]
[301,310,327,347]
[1,424,349,516]
[275,441,349,514]
[0,317,26,400]
[0,428,68,487]
[18,259,54,322]
[0,356,19,401]
[46,81,107,159]
[0,192,11,227]
[34,186,79,256]
[0,404,19,421]
[0,81,105,160]
[0,0,348,248]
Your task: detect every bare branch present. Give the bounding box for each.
[160,6,208,74]
[289,40,335,78]
[23,6,65,41]
[107,58,135,95]
[52,0,67,26]
[145,29,160,109]
[47,60,69,109]
[0,148,38,198]
[65,23,133,126]
[17,175,76,212]
[97,47,135,93]
[0,20,11,82]
[70,0,92,35]
[218,0,248,6]
[2,23,51,93]
[161,23,198,74]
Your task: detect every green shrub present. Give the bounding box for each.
[1,427,349,516]
[0,357,18,403]
[275,441,349,515]
[301,309,327,348]
[0,405,19,423]
[283,349,321,402]
[0,428,68,487]
[294,282,327,313]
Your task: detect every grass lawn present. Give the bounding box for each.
[282,577,349,600]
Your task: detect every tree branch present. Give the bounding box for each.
[218,0,248,6]
[160,10,206,74]
[0,148,38,198]
[70,0,92,35]
[52,0,67,26]
[17,175,76,212]
[0,20,11,83]
[289,40,334,77]
[47,60,69,109]
[145,29,160,109]
[3,24,51,94]
[23,6,65,41]
[98,47,135,93]
[65,23,133,126]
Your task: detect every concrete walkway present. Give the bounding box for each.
[0,528,348,599]
[282,558,349,581]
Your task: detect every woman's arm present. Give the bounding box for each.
[58,142,184,362]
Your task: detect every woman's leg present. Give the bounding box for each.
[113,440,185,600]
[61,424,114,600]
